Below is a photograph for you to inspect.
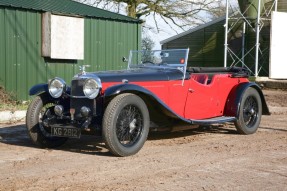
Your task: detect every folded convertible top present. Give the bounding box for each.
[187,66,249,75]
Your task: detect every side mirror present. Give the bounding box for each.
[122,57,128,62]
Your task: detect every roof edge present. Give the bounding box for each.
[70,0,141,23]
[0,0,142,23]
[160,16,226,45]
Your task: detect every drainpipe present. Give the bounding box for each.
[224,0,229,67]
[242,22,246,67]
[254,0,261,77]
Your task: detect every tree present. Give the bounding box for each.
[76,0,226,32]
[206,0,226,19]
[141,35,155,50]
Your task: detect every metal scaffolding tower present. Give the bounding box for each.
[224,0,278,77]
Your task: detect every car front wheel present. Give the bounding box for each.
[26,94,68,148]
[103,93,150,157]
[235,87,262,134]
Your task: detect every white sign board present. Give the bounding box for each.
[269,11,287,79]
[42,13,84,60]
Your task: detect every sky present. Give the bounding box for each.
[143,13,186,50]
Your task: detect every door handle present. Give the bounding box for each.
[188,88,194,93]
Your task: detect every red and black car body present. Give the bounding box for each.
[26,49,269,156]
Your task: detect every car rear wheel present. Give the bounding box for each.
[235,87,262,134]
[103,93,150,157]
[26,94,68,148]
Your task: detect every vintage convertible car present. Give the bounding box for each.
[26,49,269,156]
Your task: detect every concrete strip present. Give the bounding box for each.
[255,77,287,90]
[0,110,26,124]
[269,106,287,115]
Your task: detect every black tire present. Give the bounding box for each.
[103,93,150,157]
[26,94,67,148]
[235,87,262,135]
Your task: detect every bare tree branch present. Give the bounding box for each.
[74,0,227,32]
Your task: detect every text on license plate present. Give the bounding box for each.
[51,127,81,138]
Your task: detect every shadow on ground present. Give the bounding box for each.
[148,124,238,140]
[0,123,238,157]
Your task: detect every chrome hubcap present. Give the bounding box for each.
[129,118,137,133]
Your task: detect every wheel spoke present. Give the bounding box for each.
[38,104,56,136]
[116,104,143,147]
[243,95,258,128]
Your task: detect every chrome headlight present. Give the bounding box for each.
[48,78,66,98]
[83,78,102,99]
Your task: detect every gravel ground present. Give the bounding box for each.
[0,89,286,191]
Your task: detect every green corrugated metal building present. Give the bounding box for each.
[162,17,226,68]
[161,0,287,76]
[0,0,141,100]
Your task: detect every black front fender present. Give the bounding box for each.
[29,83,48,96]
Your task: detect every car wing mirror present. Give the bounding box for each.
[122,57,128,62]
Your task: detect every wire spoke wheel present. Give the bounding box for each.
[242,96,259,128]
[103,93,150,157]
[38,104,55,137]
[116,104,143,147]
[235,87,262,135]
[26,94,67,148]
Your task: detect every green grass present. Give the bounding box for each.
[0,103,29,111]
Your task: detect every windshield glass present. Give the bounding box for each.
[128,49,189,72]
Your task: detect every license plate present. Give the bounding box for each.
[51,127,81,138]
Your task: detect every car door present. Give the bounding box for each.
[167,80,190,117]
[184,74,220,120]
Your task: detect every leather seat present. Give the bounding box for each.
[192,74,208,85]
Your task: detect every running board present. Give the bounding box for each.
[190,116,236,125]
